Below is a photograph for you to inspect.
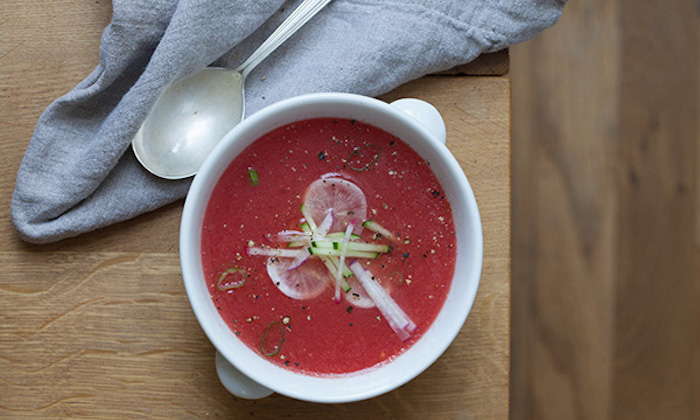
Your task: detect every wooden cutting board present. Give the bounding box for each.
[0,1,511,417]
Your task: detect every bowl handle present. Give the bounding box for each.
[390,98,447,145]
[215,351,274,399]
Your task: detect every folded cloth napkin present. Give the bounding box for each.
[12,0,565,243]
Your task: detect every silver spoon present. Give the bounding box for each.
[132,0,333,179]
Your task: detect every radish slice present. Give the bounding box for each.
[287,247,311,271]
[303,178,367,234]
[344,276,375,308]
[348,261,416,341]
[267,258,330,299]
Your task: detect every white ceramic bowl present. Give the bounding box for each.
[180,92,483,403]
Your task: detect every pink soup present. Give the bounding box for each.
[201,117,456,376]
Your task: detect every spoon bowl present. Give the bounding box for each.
[132,0,333,179]
[132,69,244,179]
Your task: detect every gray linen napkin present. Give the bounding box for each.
[12,0,565,243]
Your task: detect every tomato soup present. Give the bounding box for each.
[201,118,456,376]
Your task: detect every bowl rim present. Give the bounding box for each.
[180,92,483,403]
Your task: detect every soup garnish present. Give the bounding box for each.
[246,177,416,340]
[201,117,456,375]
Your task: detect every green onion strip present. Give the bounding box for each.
[217,268,247,291]
[259,321,285,357]
[247,167,259,186]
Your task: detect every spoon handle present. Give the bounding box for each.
[235,0,333,78]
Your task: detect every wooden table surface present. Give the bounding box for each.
[510,1,700,419]
[0,1,511,418]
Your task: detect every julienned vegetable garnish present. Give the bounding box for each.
[334,219,356,303]
[362,220,398,242]
[349,261,416,341]
[201,117,458,375]
[246,177,415,341]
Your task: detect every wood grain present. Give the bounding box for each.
[441,50,510,76]
[0,0,511,418]
[614,1,700,417]
[511,0,700,418]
